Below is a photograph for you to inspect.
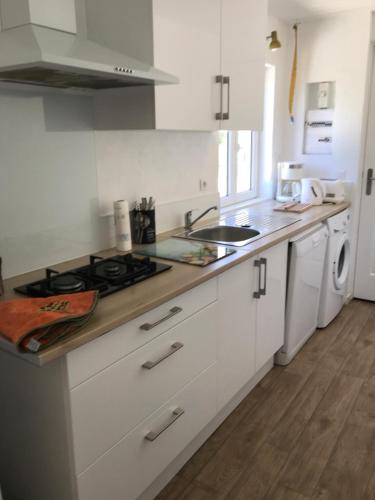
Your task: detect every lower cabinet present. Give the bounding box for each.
[254,242,288,371]
[0,242,288,500]
[217,260,256,409]
[217,241,288,410]
[77,365,217,500]
[73,241,288,498]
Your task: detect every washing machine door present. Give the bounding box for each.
[333,234,350,291]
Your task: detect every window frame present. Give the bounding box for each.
[219,130,259,207]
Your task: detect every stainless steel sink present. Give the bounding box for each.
[188,226,260,246]
[174,209,301,247]
[175,225,261,247]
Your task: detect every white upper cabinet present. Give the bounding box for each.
[153,0,221,131]
[93,0,267,131]
[220,0,267,131]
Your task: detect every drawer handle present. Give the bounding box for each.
[259,258,267,297]
[145,407,185,442]
[140,306,183,331]
[253,259,261,299]
[142,342,184,370]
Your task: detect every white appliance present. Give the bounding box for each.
[0,0,177,90]
[276,162,304,202]
[301,178,325,205]
[276,224,328,365]
[318,209,351,328]
[321,179,346,204]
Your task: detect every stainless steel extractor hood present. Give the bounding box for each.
[0,0,178,90]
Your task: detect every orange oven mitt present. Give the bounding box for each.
[0,291,98,353]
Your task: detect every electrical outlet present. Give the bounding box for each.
[200,179,208,191]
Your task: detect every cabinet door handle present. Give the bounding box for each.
[145,407,185,442]
[366,168,375,195]
[223,76,230,120]
[215,75,224,120]
[140,306,183,331]
[142,342,184,370]
[253,259,261,299]
[259,258,267,296]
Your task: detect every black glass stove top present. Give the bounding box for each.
[14,254,172,298]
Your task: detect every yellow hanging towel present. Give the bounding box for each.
[289,24,298,123]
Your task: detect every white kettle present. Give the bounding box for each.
[301,178,325,205]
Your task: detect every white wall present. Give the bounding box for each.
[258,16,294,199]
[0,90,110,279]
[284,9,372,181]
[94,130,219,234]
[280,9,373,295]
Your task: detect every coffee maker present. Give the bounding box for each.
[276,162,304,202]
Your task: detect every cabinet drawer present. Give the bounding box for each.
[77,365,217,500]
[70,303,218,474]
[67,278,217,388]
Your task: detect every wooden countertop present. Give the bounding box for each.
[0,200,350,366]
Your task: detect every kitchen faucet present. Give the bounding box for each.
[184,205,218,231]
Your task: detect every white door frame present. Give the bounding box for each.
[354,44,375,300]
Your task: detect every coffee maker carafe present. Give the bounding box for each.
[276,162,304,202]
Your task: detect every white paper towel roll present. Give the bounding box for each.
[114,200,132,252]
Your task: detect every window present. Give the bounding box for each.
[218,130,258,206]
[218,64,276,206]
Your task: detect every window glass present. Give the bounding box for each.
[218,130,229,198]
[236,131,252,193]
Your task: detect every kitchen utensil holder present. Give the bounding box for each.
[131,209,156,244]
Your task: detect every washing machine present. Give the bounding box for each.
[318,209,351,328]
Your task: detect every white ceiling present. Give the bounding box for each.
[269,0,375,21]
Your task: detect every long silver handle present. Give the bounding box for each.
[259,258,267,296]
[366,168,375,195]
[145,407,185,442]
[140,306,183,331]
[215,75,224,120]
[253,259,261,299]
[142,342,184,370]
[223,76,230,120]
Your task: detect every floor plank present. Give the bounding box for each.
[266,485,311,500]
[194,368,312,497]
[157,300,375,500]
[312,422,375,500]
[178,384,266,482]
[277,374,363,497]
[226,443,288,500]
[267,366,336,453]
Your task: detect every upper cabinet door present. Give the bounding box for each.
[220,0,267,131]
[153,0,221,131]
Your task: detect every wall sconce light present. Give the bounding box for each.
[267,31,282,51]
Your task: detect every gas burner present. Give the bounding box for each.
[94,260,128,280]
[14,254,172,299]
[103,263,122,277]
[50,273,86,294]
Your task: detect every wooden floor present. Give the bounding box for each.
[156,299,375,500]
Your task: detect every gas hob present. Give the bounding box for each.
[14,254,172,298]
